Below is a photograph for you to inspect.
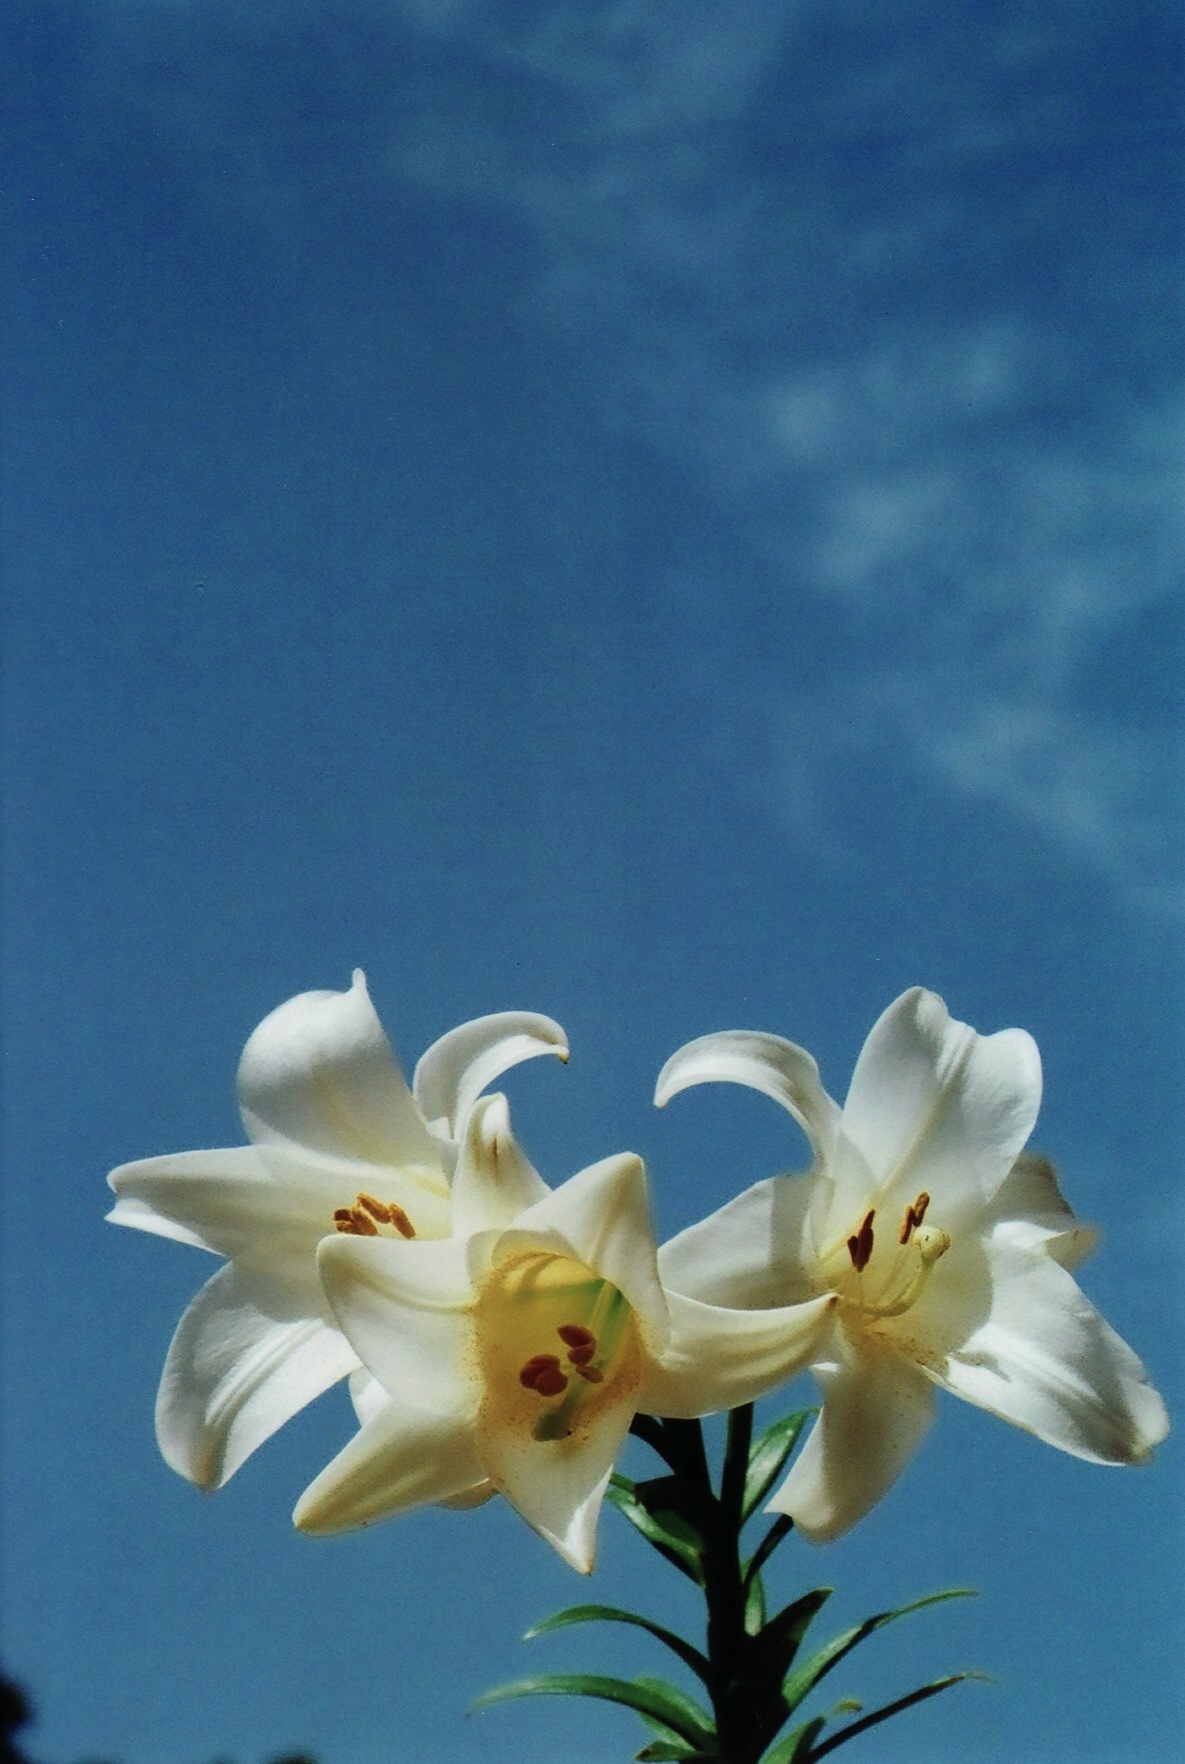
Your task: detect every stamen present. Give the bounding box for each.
[575,1364,604,1384]
[386,1204,415,1239]
[557,1323,597,1366]
[519,1354,569,1397]
[898,1190,931,1245]
[847,1209,876,1273]
[332,1194,416,1238]
[334,1207,378,1236]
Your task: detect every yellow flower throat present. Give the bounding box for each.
[478,1254,638,1445]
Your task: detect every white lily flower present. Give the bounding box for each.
[106,970,568,1490]
[295,1121,838,1571]
[656,987,1168,1543]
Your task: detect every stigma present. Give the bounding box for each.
[333,1193,416,1238]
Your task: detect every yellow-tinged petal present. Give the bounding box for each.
[496,1153,671,1356]
[770,1344,936,1543]
[449,1093,550,1237]
[638,1289,838,1420]
[295,1391,484,1533]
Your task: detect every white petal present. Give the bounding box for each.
[238,971,441,1170]
[107,1138,450,1259]
[155,1261,359,1488]
[348,1368,390,1426]
[107,1145,331,1261]
[294,1391,484,1533]
[638,1290,838,1419]
[413,1010,569,1139]
[982,1151,1099,1269]
[657,1176,821,1310]
[479,1379,634,1573]
[449,1094,550,1237]
[316,1235,477,1414]
[932,1235,1169,1465]
[829,989,1042,1231]
[655,1031,841,1167]
[770,1345,935,1542]
[439,1480,497,1510]
[497,1154,670,1355]
[107,1147,266,1254]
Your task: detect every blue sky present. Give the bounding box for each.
[3,2,1182,1761]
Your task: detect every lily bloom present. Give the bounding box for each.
[294,1118,838,1570]
[655,987,1168,1543]
[107,971,568,1490]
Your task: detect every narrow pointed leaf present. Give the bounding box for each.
[607,1475,707,1586]
[749,1588,834,1682]
[761,1713,828,1764]
[742,1410,812,1522]
[635,1676,718,1746]
[635,1744,705,1763]
[810,1672,988,1759]
[525,1604,710,1685]
[745,1569,767,1636]
[472,1674,716,1751]
[744,1514,795,1589]
[780,1589,975,1716]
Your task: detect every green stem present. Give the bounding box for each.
[628,1408,789,1762]
[702,1405,771,1764]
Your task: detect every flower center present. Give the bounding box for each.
[833,1191,951,1324]
[477,1253,639,1445]
[332,1192,417,1239]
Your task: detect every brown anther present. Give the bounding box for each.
[387,1204,416,1240]
[898,1191,932,1245]
[575,1364,604,1384]
[335,1194,416,1239]
[556,1326,593,1365]
[847,1209,876,1273]
[335,1207,378,1236]
[519,1354,570,1397]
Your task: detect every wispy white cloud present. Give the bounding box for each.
[97,0,1183,915]
[375,3,1182,915]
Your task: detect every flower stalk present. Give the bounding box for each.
[477,1401,982,1764]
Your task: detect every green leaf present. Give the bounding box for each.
[749,1588,834,1682]
[744,1568,767,1636]
[524,1604,710,1685]
[634,1744,704,1763]
[742,1410,813,1522]
[744,1514,795,1589]
[636,1676,719,1748]
[780,1588,976,1716]
[761,1713,828,1764]
[471,1673,716,1751]
[809,1671,989,1759]
[607,1476,706,1585]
